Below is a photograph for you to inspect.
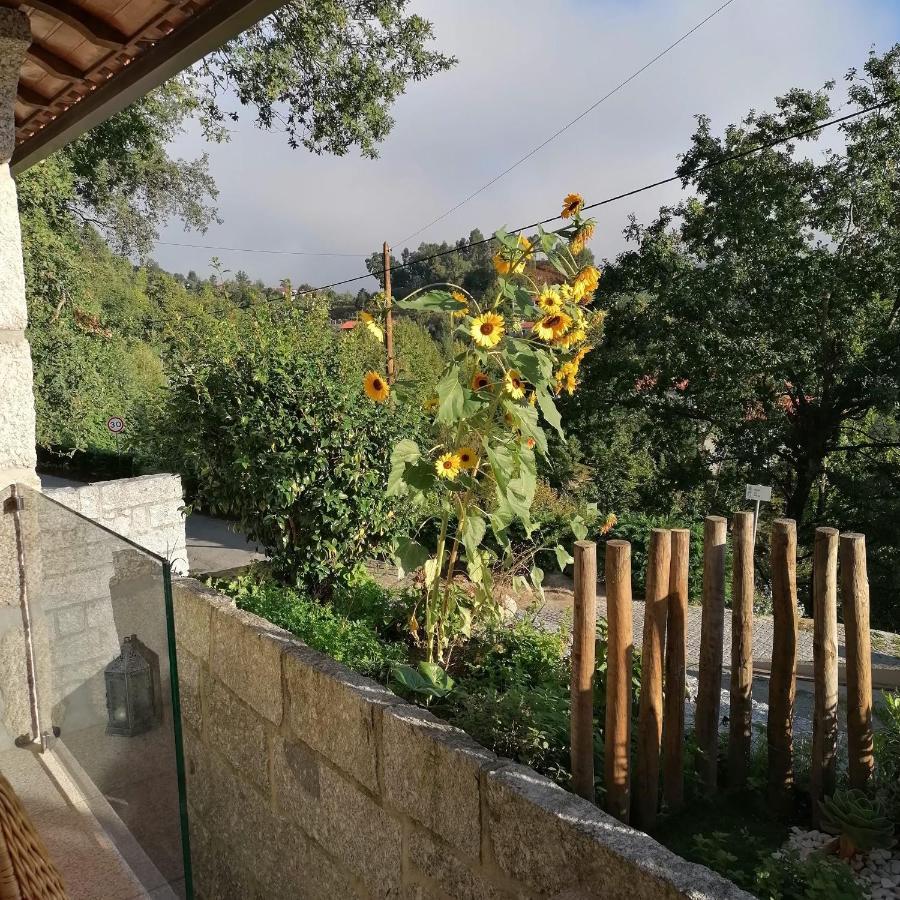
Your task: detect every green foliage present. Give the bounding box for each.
[819,789,896,856]
[874,690,900,828]
[753,852,864,900]
[191,1,455,158]
[156,301,421,595]
[599,513,704,599]
[218,569,406,679]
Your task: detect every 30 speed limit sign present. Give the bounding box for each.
[107,416,125,435]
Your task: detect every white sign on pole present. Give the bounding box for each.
[745,484,772,502]
[745,483,772,544]
[106,416,125,435]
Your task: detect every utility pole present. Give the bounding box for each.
[383,241,396,383]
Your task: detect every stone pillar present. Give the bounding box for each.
[0,9,38,490]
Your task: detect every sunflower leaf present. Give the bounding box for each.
[536,387,564,437]
[397,290,460,311]
[436,365,465,425]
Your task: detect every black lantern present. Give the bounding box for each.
[104,634,158,737]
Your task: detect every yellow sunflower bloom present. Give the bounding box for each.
[527,391,537,407]
[470,312,505,348]
[435,452,461,481]
[554,328,587,350]
[569,222,596,255]
[504,369,526,400]
[451,290,468,305]
[492,254,512,276]
[561,192,584,219]
[457,447,478,470]
[536,288,563,313]
[363,371,390,403]
[517,234,535,260]
[533,312,572,341]
[575,265,601,298]
[471,371,492,391]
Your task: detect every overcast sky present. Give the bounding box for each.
[152,0,899,291]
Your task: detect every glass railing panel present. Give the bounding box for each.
[12,484,192,899]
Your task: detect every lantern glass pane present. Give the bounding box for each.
[13,485,193,898]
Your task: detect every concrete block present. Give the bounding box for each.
[0,337,37,474]
[209,602,290,725]
[272,735,402,896]
[173,578,231,662]
[485,764,753,900]
[177,648,202,733]
[382,703,499,860]
[406,829,518,900]
[54,605,85,636]
[283,642,400,792]
[206,677,270,791]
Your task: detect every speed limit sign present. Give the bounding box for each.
[107,416,125,435]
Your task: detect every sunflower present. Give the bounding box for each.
[527,391,537,407]
[435,452,461,480]
[492,254,512,276]
[517,234,535,260]
[471,371,492,391]
[554,328,587,350]
[555,360,579,396]
[457,447,478,470]
[574,265,601,298]
[536,288,563,314]
[569,221,596,255]
[470,312,505,348]
[363,371,390,402]
[359,310,384,341]
[561,192,584,219]
[451,290,468,305]
[533,312,572,341]
[504,369,526,399]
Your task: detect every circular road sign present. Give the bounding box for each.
[107,416,125,435]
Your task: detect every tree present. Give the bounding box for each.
[586,48,900,530]
[187,0,455,158]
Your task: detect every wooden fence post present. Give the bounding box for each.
[696,516,727,793]
[840,533,874,790]
[663,528,690,813]
[767,518,798,811]
[605,539,633,823]
[634,528,670,830]
[811,527,839,826]
[728,511,754,790]
[571,540,597,802]
[383,241,396,384]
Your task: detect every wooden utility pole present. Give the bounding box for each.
[840,533,874,790]
[728,511,754,789]
[696,516,727,792]
[571,541,598,802]
[383,241,396,383]
[811,527,839,826]
[663,528,690,813]
[605,539,633,823]
[768,518,798,811]
[634,528,670,830]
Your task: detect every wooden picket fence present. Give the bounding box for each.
[569,518,875,829]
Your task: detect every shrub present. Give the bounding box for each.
[219,569,406,679]
[753,851,863,900]
[156,301,422,595]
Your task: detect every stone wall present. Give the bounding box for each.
[45,474,188,574]
[173,577,752,900]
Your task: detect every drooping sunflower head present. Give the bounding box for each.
[569,221,596,255]
[574,265,601,299]
[561,192,584,219]
[471,371,492,392]
[470,312,505,348]
[435,452,461,481]
[492,254,512,276]
[536,288,563,314]
[517,234,535,260]
[533,312,572,341]
[504,369,526,400]
[363,371,390,403]
[554,328,587,350]
[451,290,468,305]
[457,447,478,470]
[360,310,373,323]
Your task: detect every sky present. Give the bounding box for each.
[151,0,900,292]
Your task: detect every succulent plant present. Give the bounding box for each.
[819,789,897,858]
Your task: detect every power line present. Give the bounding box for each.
[154,240,364,258]
[147,96,896,327]
[394,0,740,247]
